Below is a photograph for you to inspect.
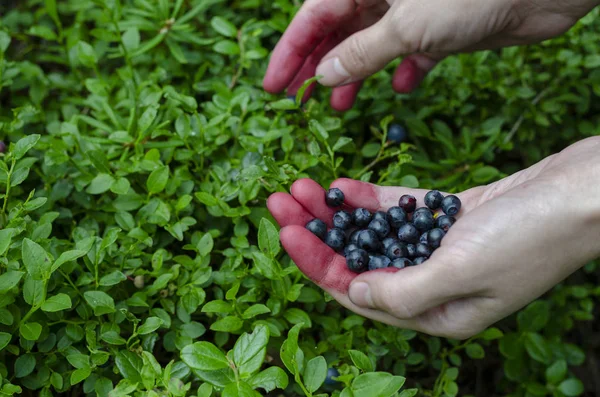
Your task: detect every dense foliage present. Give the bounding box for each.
[1,0,599,396]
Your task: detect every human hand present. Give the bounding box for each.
[267,137,600,339]
[263,0,599,111]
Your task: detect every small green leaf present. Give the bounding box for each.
[137,317,163,335]
[258,218,280,257]
[0,332,11,351]
[181,342,229,371]
[71,367,92,385]
[19,322,42,341]
[77,41,97,67]
[0,271,24,293]
[41,293,72,312]
[22,238,51,280]
[210,316,243,332]
[303,356,327,393]
[0,228,15,256]
[351,372,406,397]
[546,360,567,385]
[465,343,485,359]
[99,271,127,286]
[84,291,116,316]
[147,166,169,194]
[233,325,269,377]
[86,173,115,195]
[210,17,237,37]
[525,332,551,364]
[12,134,41,160]
[51,250,87,273]
[248,366,289,393]
[349,350,374,372]
[558,379,584,397]
[213,40,239,55]
[15,354,36,378]
[197,233,214,257]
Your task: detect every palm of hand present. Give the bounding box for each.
[267,139,600,338]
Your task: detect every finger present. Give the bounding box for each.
[267,192,315,228]
[392,53,445,93]
[263,0,358,93]
[315,15,403,87]
[330,81,363,111]
[291,178,352,227]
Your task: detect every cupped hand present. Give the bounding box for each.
[263,0,599,111]
[267,137,600,339]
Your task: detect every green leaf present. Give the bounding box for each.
[51,250,87,273]
[44,0,61,28]
[351,372,406,397]
[15,353,36,378]
[210,316,243,332]
[71,367,92,385]
[0,271,24,293]
[115,351,143,383]
[101,331,127,345]
[465,343,485,359]
[349,350,374,372]
[86,173,115,195]
[12,134,40,160]
[546,360,567,385]
[77,41,97,67]
[222,381,256,397]
[19,322,42,341]
[0,31,11,53]
[248,366,289,393]
[333,137,353,151]
[23,197,47,211]
[524,332,551,364]
[137,317,163,335]
[22,238,51,280]
[147,166,169,194]
[398,389,419,397]
[213,40,240,55]
[84,291,116,316]
[181,342,229,371]
[252,251,281,280]
[280,323,304,375]
[478,327,504,340]
[197,233,214,257]
[472,166,500,183]
[309,119,329,141]
[558,379,584,396]
[0,332,11,351]
[303,356,327,393]
[211,17,237,37]
[41,293,72,312]
[258,218,280,257]
[0,228,15,256]
[122,28,140,51]
[233,325,269,377]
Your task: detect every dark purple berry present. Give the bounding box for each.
[325,228,346,252]
[0,141,5,154]
[349,229,361,245]
[306,219,327,240]
[344,243,359,257]
[357,229,380,252]
[427,228,445,249]
[435,215,456,232]
[368,219,390,239]
[382,237,398,251]
[372,211,390,224]
[397,223,419,244]
[406,244,417,258]
[441,195,461,216]
[325,188,345,208]
[398,195,417,213]
[368,255,391,271]
[419,231,430,245]
[387,124,407,144]
[387,206,408,228]
[415,243,432,258]
[424,190,444,210]
[386,242,409,260]
[391,258,413,269]
[346,249,369,273]
[352,208,372,227]
[413,207,433,217]
[333,210,352,230]
[413,211,434,233]
[413,257,427,265]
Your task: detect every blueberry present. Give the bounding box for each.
[419,231,430,245]
[413,207,433,217]
[344,243,359,257]
[324,368,340,386]
[398,195,417,213]
[372,211,390,224]
[386,242,408,260]
[412,211,434,233]
[435,215,456,232]
[357,229,380,252]
[325,228,346,252]
[368,219,390,239]
[387,206,408,228]
[391,258,413,269]
[382,237,398,251]
[349,229,361,245]
[346,249,369,273]
[306,219,327,240]
[413,257,428,265]
[424,190,444,210]
[387,124,407,144]
[352,208,372,227]
[325,188,345,208]
[441,195,461,216]
[333,210,353,230]
[415,243,432,258]
[368,255,391,271]
[397,223,419,244]
[0,141,5,154]
[406,244,417,258]
[427,228,445,249]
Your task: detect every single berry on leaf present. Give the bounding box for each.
[386,242,409,260]
[346,249,369,273]
[344,243,359,257]
[436,215,456,232]
[427,228,445,249]
[424,190,444,210]
[326,188,345,208]
[325,228,346,252]
[413,257,427,265]
[398,195,417,213]
[397,223,419,244]
[413,211,434,233]
[333,210,353,230]
[353,208,372,227]
[368,255,391,271]
[306,219,327,240]
[357,229,381,252]
[406,244,417,258]
[387,124,408,144]
[416,243,432,258]
[387,206,408,228]
[368,219,390,239]
[441,195,462,216]
[391,258,413,269]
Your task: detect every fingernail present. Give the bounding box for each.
[316,57,351,86]
[349,282,373,308]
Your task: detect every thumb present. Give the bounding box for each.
[348,256,460,319]
[315,17,406,87]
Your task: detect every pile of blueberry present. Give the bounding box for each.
[305,188,462,273]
